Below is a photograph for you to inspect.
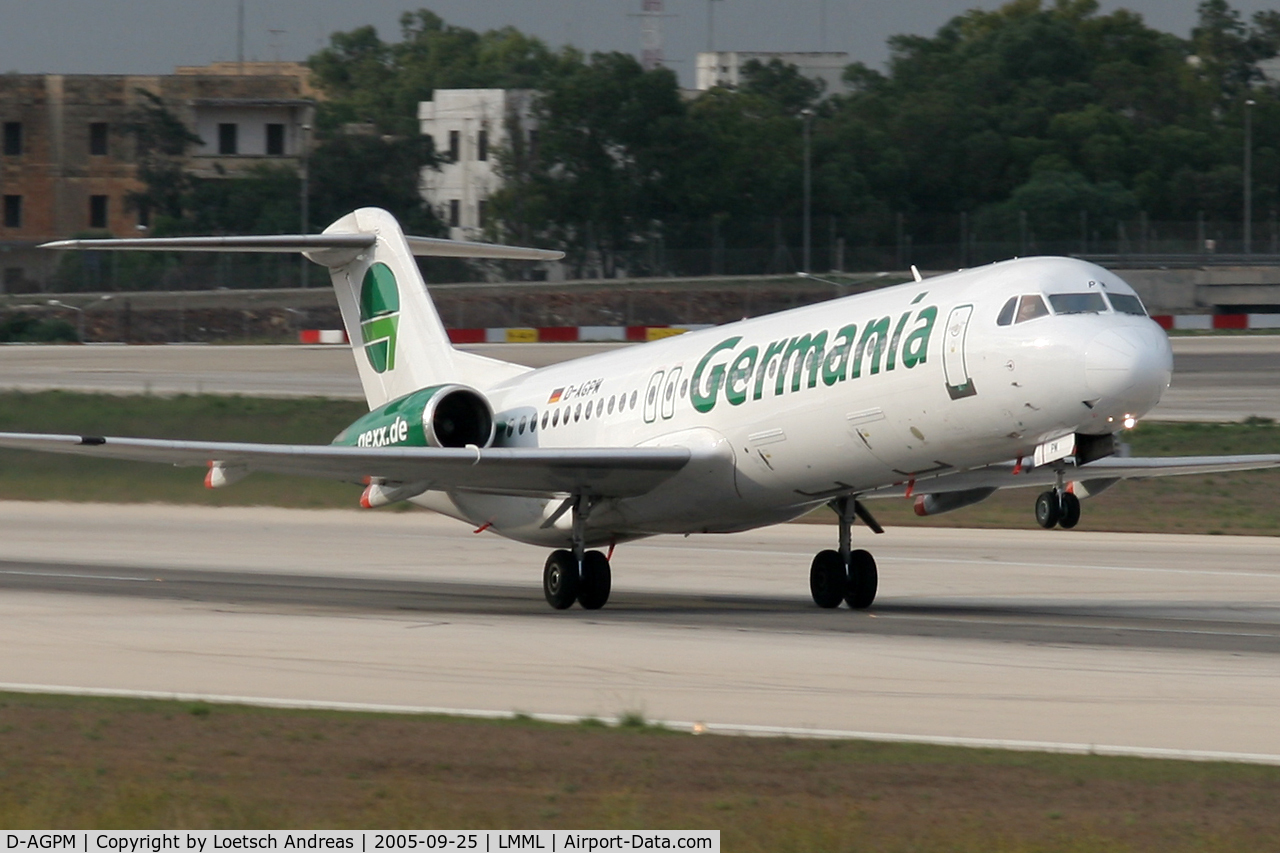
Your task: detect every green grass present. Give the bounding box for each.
[1,690,1279,849]
[0,391,1278,533]
[0,391,367,508]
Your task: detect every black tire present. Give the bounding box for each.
[543,549,579,610]
[578,550,612,610]
[845,549,878,610]
[1058,492,1081,529]
[809,549,847,608]
[1035,491,1061,529]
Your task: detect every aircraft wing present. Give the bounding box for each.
[0,432,689,499]
[862,454,1280,498]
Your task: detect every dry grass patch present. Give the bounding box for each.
[0,693,1278,851]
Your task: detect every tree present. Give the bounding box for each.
[123,90,204,230]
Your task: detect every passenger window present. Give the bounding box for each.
[608,396,615,414]
[1107,293,1147,316]
[1015,294,1050,324]
[518,416,527,434]
[1048,292,1107,314]
[541,412,549,429]
[630,390,638,409]
[552,409,560,427]
[997,297,1017,326]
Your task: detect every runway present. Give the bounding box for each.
[0,336,1275,421]
[2,501,1279,760]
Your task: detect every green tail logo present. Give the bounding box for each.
[359,262,399,373]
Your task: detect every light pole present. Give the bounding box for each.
[1245,99,1256,254]
[299,119,312,287]
[800,108,814,273]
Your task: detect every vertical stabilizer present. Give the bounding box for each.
[322,208,459,408]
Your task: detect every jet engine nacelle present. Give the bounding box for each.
[913,487,998,517]
[332,383,495,450]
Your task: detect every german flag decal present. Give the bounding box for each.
[548,388,565,404]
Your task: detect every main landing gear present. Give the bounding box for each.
[810,496,882,610]
[542,494,612,610]
[1034,487,1080,529]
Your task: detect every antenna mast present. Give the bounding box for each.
[237,0,245,73]
[639,0,664,71]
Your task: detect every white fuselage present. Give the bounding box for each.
[411,257,1173,547]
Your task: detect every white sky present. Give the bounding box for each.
[4,1,1277,86]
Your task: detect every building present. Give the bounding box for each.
[695,51,851,97]
[0,63,314,291]
[418,89,536,241]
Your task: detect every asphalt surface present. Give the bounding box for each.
[0,337,1275,420]
[2,503,1279,758]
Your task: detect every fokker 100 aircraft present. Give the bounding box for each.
[4,207,1279,611]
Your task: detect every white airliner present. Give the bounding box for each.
[5,207,1279,610]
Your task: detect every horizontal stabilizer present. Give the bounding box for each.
[40,234,563,263]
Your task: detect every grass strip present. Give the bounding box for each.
[1,690,1279,850]
[0,391,1278,533]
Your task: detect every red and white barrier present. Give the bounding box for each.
[445,325,712,344]
[1150,314,1280,330]
[298,329,348,344]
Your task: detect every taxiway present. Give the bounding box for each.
[0,336,1275,421]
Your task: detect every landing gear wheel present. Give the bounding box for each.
[1058,492,1081,529]
[543,549,579,610]
[1035,491,1061,529]
[809,549,847,608]
[845,549,878,610]
[578,550,612,610]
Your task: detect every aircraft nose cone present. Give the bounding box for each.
[1084,325,1172,411]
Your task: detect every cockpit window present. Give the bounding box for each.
[1048,292,1108,315]
[1106,293,1147,316]
[996,297,1017,326]
[1015,294,1050,324]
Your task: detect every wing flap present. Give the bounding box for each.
[863,454,1280,499]
[0,433,688,499]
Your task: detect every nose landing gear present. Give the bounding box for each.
[809,496,881,610]
[1035,488,1081,529]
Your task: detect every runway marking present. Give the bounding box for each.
[630,544,1280,580]
[0,569,154,582]
[1,681,1278,767]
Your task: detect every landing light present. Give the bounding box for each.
[1123,415,1137,430]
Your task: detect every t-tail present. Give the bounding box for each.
[41,207,563,408]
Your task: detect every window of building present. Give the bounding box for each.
[89,195,109,229]
[265,123,285,156]
[449,200,461,228]
[137,203,150,229]
[477,129,488,161]
[448,130,460,160]
[478,200,487,227]
[89,122,109,156]
[218,123,239,155]
[2,195,21,229]
[3,122,21,156]
[3,267,22,292]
